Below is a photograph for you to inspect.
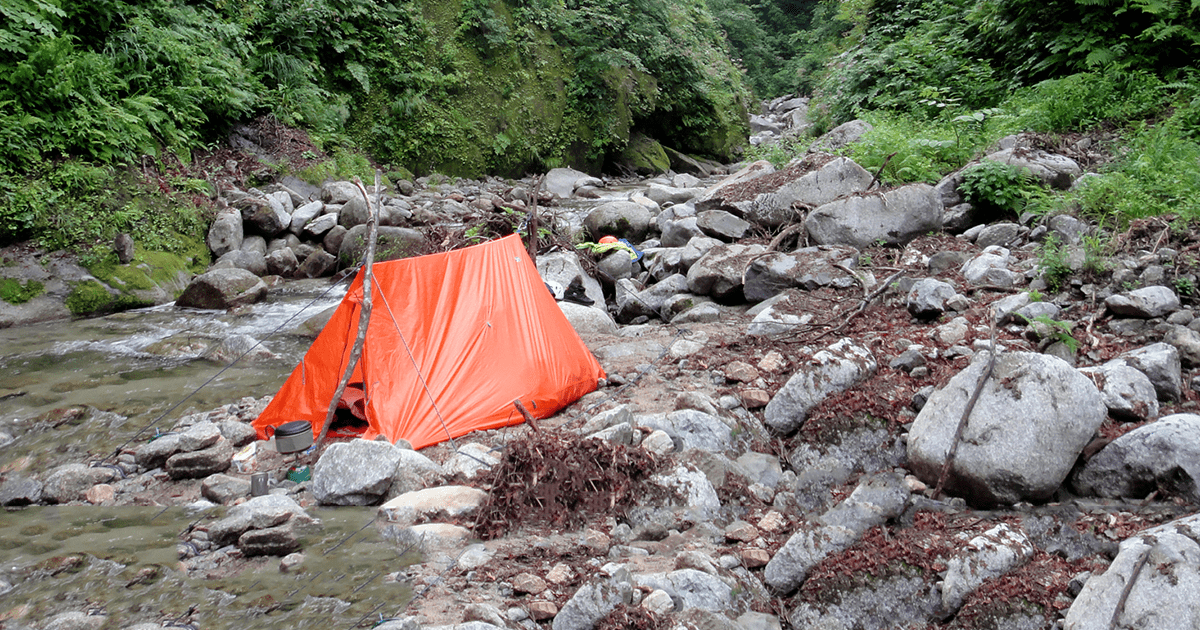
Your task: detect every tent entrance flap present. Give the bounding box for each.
[252,234,605,450]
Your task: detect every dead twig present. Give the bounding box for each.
[512,399,542,434]
[868,152,898,190]
[811,270,905,341]
[1109,537,1153,630]
[932,314,999,500]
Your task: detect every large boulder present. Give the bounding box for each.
[543,167,600,199]
[289,200,324,234]
[907,351,1107,506]
[176,268,268,310]
[742,245,860,303]
[1105,285,1181,319]
[206,208,244,257]
[982,148,1082,190]
[614,274,689,323]
[805,184,942,249]
[1065,513,1200,630]
[744,157,873,228]
[1071,414,1200,503]
[1113,343,1182,402]
[1078,363,1159,422]
[236,195,290,237]
[583,201,653,242]
[211,249,268,277]
[637,409,735,453]
[686,243,766,302]
[808,119,873,154]
[337,225,425,269]
[763,339,877,435]
[312,439,405,506]
[694,160,776,217]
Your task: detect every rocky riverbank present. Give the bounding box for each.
[4,115,1200,630]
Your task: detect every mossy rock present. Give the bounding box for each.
[85,246,198,311]
[0,279,45,305]
[337,225,428,269]
[65,280,116,316]
[618,133,671,176]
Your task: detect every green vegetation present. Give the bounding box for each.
[65,280,115,316]
[0,278,44,304]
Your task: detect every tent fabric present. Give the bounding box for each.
[253,234,605,450]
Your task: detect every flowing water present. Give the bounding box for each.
[0,278,430,627]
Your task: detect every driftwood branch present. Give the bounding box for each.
[868,152,898,190]
[809,270,905,341]
[932,316,998,500]
[1109,538,1153,630]
[526,175,544,263]
[309,171,381,461]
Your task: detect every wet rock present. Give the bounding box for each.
[1114,342,1182,402]
[941,523,1035,613]
[1105,286,1180,318]
[0,475,43,506]
[202,473,252,504]
[906,278,957,319]
[312,438,405,506]
[176,268,268,309]
[763,338,877,434]
[85,484,114,504]
[42,464,117,503]
[378,485,488,527]
[206,494,315,547]
[42,611,107,630]
[907,351,1106,506]
[1078,363,1159,422]
[298,248,337,278]
[764,473,909,594]
[239,521,300,556]
[806,184,942,249]
[201,333,278,364]
[1071,413,1200,503]
[1065,513,1200,629]
[742,245,860,303]
[165,436,233,480]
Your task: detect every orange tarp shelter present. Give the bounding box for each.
[253,234,605,449]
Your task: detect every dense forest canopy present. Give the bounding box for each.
[1,0,1199,253]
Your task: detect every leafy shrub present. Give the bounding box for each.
[1012,70,1166,132]
[958,160,1039,215]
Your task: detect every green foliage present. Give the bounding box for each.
[1011,70,1167,132]
[959,160,1040,215]
[65,279,114,316]
[1038,233,1072,292]
[1028,314,1079,353]
[0,278,44,305]
[297,147,387,188]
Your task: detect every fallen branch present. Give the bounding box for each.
[810,270,905,341]
[932,315,998,500]
[309,171,381,461]
[1109,538,1153,630]
[868,152,898,190]
[526,175,544,263]
[512,399,542,433]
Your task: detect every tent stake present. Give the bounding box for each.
[308,171,382,464]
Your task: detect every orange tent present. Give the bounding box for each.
[253,234,605,449]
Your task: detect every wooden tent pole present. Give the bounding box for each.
[306,171,381,464]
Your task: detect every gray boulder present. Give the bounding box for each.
[747,290,813,336]
[303,213,338,238]
[805,184,942,249]
[633,569,734,612]
[1071,413,1200,503]
[906,278,958,319]
[638,409,735,453]
[165,436,233,479]
[0,475,43,506]
[202,473,252,504]
[743,245,860,303]
[321,180,361,204]
[660,217,705,248]
[764,473,908,594]
[312,439,405,505]
[907,351,1106,506]
[809,120,874,154]
[211,248,268,276]
[1078,363,1159,422]
[176,268,268,310]
[960,246,1017,287]
[337,225,425,268]
[694,160,776,217]
[687,243,767,302]
[207,493,316,547]
[615,274,689,323]
[289,200,324,234]
[1064,514,1200,630]
[265,247,299,278]
[697,210,751,241]
[1105,286,1181,318]
[983,148,1082,189]
[298,249,337,279]
[1114,343,1182,402]
[538,250,606,311]
[552,578,633,630]
[974,222,1023,248]
[763,339,877,434]
[646,184,703,207]
[543,167,598,199]
[584,201,653,242]
[744,157,874,228]
[237,195,290,237]
[941,523,1035,613]
[42,464,116,503]
[1164,324,1200,367]
[207,208,244,257]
